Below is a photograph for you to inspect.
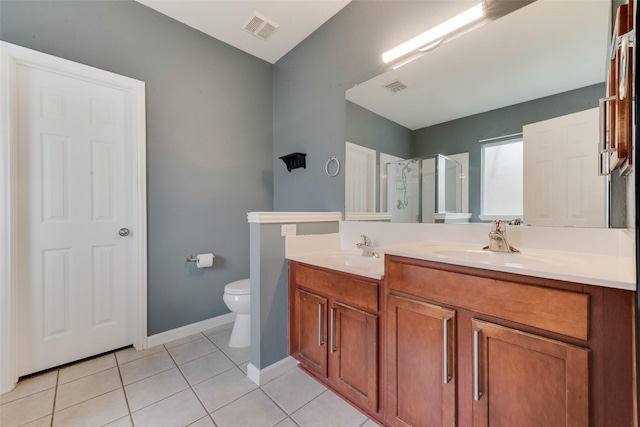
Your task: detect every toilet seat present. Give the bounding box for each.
[224,278,250,295]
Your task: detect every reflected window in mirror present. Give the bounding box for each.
[480,136,523,220]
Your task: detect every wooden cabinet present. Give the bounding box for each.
[471,319,589,427]
[386,295,456,427]
[329,302,378,411]
[294,289,327,378]
[289,262,380,414]
[289,256,636,427]
[384,255,635,427]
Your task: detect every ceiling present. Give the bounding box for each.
[135,0,351,64]
[135,0,611,129]
[346,0,611,130]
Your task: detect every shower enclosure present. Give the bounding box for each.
[385,158,421,222]
[383,154,465,223]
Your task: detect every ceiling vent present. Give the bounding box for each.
[242,12,279,40]
[384,81,408,93]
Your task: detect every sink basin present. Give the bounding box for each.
[325,251,384,269]
[294,250,385,278]
[431,248,583,268]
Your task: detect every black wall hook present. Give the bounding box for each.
[279,152,306,172]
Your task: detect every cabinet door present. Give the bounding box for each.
[471,319,589,427]
[329,301,378,412]
[295,289,328,378]
[386,295,456,427]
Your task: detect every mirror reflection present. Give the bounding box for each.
[344,0,628,227]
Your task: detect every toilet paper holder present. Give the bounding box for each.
[186,254,215,263]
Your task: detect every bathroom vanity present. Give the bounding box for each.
[288,262,380,413]
[382,256,632,427]
[286,229,636,427]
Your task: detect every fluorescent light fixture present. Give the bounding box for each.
[382,2,485,64]
[392,52,424,70]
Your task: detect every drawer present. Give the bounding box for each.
[387,257,589,340]
[292,262,379,312]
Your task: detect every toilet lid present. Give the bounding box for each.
[225,278,250,295]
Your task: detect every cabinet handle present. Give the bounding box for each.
[598,96,616,176]
[443,316,452,384]
[473,327,483,401]
[619,34,629,100]
[330,307,336,353]
[318,303,324,346]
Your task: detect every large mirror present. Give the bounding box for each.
[345,0,632,228]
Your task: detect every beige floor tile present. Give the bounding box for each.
[179,351,235,386]
[193,367,258,413]
[207,328,233,348]
[52,388,128,427]
[362,418,382,426]
[203,322,234,337]
[208,329,251,364]
[119,350,175,385]
[262,368,326,414]
[20,415,52,427]
[212,389,287,427]
[125,367,189,412]
[188,416,217,426]
[220,346,251,365]
[0,371,57,404]
[164,333,205,349]
[115,345,165,365]
[291,390,367,427]
[168,337,217,365]
[0,388,55,427]
[131,389,207,427]
[55,367,122,411]
[58,354,117,384]
[104,415,134,426]
[275,418,299,427]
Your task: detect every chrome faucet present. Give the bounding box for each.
[356,235,378,257]
[483,220,519,253]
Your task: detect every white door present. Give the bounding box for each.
[17,62,134,375]
[345,142,376,212]
[380,152,404,213]
[523,108,606,227]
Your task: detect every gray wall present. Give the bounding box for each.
[346,101,412,208]
[413,84,605,222]
[346,101,412,159]
[1,0,274,335]
[273,1,448,212]
[250,222,338,369]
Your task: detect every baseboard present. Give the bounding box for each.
[145,312,236,348]
[247,356,299,386]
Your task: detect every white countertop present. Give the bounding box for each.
[285,224,636,291]
[287,250,385,280]
[377,240,636,291]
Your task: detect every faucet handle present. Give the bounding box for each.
[360,235,371,245]
[492,219,506,232]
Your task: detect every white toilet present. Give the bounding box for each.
[223,278,251,348]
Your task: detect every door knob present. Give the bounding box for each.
[119,228,130,237]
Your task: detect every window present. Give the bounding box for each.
[480,137,523,220]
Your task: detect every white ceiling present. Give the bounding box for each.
[135,0,351,64]
[135,0,611,129]
[346,0,611,130]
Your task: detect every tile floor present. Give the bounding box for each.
[1,323,379,427]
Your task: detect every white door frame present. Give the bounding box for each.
[0,41,148,393]
[345,141,376,213]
